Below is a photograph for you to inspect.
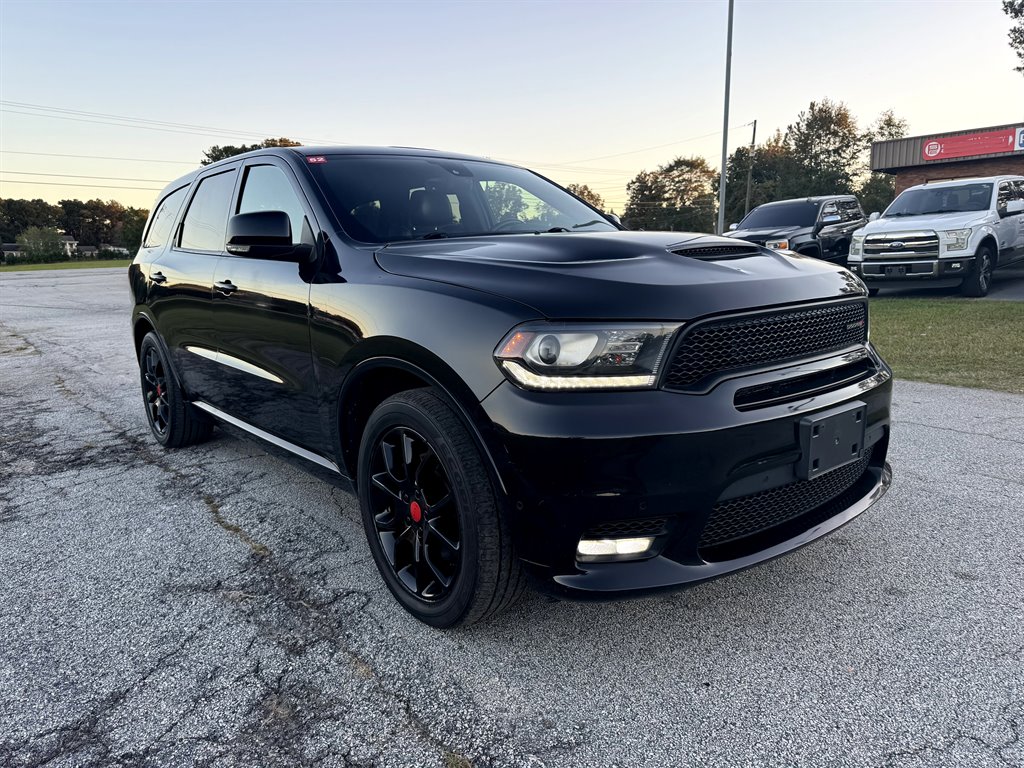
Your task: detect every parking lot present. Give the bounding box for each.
[0,267,1022,768]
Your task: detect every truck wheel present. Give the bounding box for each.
[961,244,994,297]
[357,388,524,627]
[139,332,213,448]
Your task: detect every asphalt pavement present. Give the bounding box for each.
[1,267,1022,768]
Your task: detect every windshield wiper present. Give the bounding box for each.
[571,219,605,229]
[546,227,570,233]
[421,231,450,240]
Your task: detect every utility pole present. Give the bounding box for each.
[715,0,735,236]
[743,119,757,218]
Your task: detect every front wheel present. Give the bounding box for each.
[961,244,994,297]
[357,388,523,627]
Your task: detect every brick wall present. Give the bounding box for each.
[894,156,1024,193]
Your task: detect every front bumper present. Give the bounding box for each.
[849,256,973,283]
[480,346,893,598]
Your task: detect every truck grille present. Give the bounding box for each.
[863,231,938,259]
[699,454,872,557]
[662,301,867,391]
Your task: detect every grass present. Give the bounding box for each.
[869,297,1024,394]
[0,259,131,272]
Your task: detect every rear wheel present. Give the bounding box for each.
[357,388,523,627]
[961,244,994,297]
[139,332,212,448]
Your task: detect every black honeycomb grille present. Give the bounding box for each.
[699,454,871,551]
[671,244,761,260]
[663,301,867,390]
[587,518,669,538]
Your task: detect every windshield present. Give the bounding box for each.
[738,201,819,229]
[883,183,992,217]
[306,155,616,242]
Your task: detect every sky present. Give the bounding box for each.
[1,0,1022,213]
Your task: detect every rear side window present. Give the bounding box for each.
[179,170,237,252]
[143,186,187,248]
[839,199,862,221]
[237,165,306,245]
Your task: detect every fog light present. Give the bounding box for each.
[577,536,655,561]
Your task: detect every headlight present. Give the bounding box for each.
[850,235,864,257]
[944,229,971,252]
[495,322,681,390]
[765,239,789,250]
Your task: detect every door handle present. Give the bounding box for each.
[215,280,238,295]
[150,271,167,284]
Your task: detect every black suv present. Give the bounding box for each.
[130,147,893,627]
[725,195,868,264]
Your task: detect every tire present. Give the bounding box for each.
[357,388,523,627]
[867,287,880,297]
[139,332,213,448]
[961,244,994,297]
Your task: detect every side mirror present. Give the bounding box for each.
[869,212,880,222]
[226,210,304,261]
[1005,199,1024,216]
[605,212,624,228]
[729,223,738,231]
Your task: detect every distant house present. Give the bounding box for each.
[99,244,130,255]
[77,245,99,258]
[2,243,22,260]
[59,235,78,257]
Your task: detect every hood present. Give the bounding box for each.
[375,231,864,320]
[861,211,987,234]
[724,225,806,243]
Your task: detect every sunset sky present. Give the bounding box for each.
[1,0,1022,213]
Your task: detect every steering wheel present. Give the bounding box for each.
[493,218,526,232]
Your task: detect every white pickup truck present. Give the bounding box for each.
[847,175,1024,296]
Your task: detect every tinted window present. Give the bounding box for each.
[237,165,306,245]
[179,170,236,251]
[143,186,187,248]
[739,201,820,229]
[839,199,863,221]
[307,155,615,243]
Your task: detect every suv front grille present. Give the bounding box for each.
[586,518,669,538]
[699,454,872,557]
[662,301,867,391]
[864,231,938,259]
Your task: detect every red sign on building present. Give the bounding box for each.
[921,128,1020,161]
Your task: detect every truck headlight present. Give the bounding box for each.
[850,235,864,258]
[944,229,971,252]
[495,322,681,390]
[765,239,789,250]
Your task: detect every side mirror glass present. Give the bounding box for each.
[869,212,881,222]
[605,212,623,228]
[226,210,303,261]
[1005,199,1024,215]
[821,214,842,224]
[729,223,738,231]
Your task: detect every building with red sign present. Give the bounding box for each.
[870,122,1024,193]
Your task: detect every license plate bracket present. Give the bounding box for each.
[798,401,867,480]
[884,265,907,277]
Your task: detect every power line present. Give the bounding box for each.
[0,150,195,165]
[0,100,345,145]
[0,180,162,191]
[2,171,171,183]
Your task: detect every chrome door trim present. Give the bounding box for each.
[192,401,342,474]
[184,345,285,384]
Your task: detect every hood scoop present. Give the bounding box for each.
[671,243,763,261]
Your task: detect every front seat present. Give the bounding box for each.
[409,189,454,236]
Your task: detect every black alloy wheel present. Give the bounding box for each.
[142,345,170,437]
[138,332,212,448]
[357,388,523,627]
[367,426,462,601]
[961,244,994,297]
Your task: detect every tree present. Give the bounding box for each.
[719,130,802,226]
[1005,1,1024,74]
[121,207,150,251]
[858,109,909,215]
[0,198,61,243]
[481,182,527,221]
[624,156,719,233]
[565,183,605,210]
[785,99,863,194]
[16,226,65,263]
[201,137,302,165]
